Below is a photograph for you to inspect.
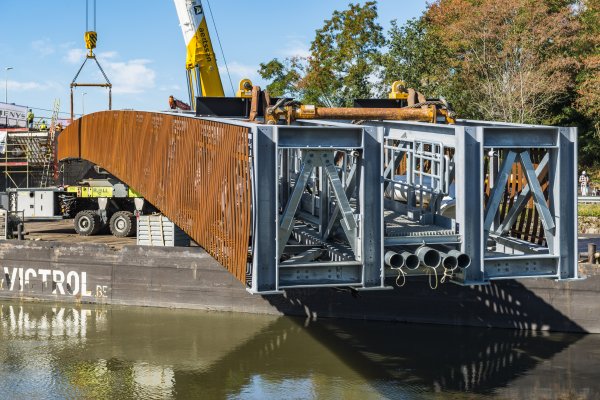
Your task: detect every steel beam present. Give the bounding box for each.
[483,151,517,243]
[360,126,384,288]
[554,127,578,280]
[495,153,550,235]
[455,126,485,283]
[250,126,278,293]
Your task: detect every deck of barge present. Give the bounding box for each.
[25,219,137,248]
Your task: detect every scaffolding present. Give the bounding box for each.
[0,131,49,190]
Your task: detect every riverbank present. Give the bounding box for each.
[579,214,600,235]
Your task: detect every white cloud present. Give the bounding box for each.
[219,61,261,84]
[97,51,118,59]
[61,49,156,94]
[59,41,76,49]
[64,48,86,64]
[31,39,55,57]
[279,39,310,59]
[100,58,156,94]
[31,39,55,56]
[159,84,182,92]
[7,80,60,91]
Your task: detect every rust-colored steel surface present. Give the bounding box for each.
[58,111,252,282]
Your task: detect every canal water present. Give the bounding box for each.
[0,301,598,399]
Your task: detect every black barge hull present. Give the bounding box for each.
[0,241,595,333]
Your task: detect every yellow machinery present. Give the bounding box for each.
[173,0,252,108]
[173,0,224,100]
[62,179,147,237]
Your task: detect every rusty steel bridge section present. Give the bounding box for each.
[57,111,579,294]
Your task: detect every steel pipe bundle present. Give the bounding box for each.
[384,250,419,270]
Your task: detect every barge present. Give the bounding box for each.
[0,228,596,333]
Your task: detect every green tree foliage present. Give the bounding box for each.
[303,2,385,106]
[382,18,449,97]
[258,0,600,167]
[258,58,303,98]
[258,2,384,106]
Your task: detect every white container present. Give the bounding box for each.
[137,215,190,247]
[11,189,58,218]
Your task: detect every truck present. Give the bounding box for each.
[62,179,150,237]
[8,178,153,238]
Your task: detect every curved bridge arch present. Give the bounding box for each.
[58,111,252,283]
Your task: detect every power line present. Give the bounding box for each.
[205,0,235,95]
[29,106,79,117]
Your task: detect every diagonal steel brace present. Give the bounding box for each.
[495,153,550,235]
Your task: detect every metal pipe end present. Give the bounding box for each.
[401,252,420,270]
[417,247,441,269]
[456,253,471,269]
[449,250,472,269]
[384,251,404,269]
[441,255,458,271]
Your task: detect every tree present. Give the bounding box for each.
[258,58,303,98]
[382,18,449,98]
[577,0,600,133]
[424,0,580,124]
[258,2,385,106]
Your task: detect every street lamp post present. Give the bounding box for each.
[4,67,13,127]
[4,67,13,104]
[82,92,87,116]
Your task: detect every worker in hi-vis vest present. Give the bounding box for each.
[27,109,34,129]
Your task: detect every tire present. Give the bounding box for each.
[74,210,102,236]
[109,211,135,237]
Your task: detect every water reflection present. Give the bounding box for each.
[0,301,597,399]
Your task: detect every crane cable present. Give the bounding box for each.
[86,0,96,31]
[205,0,235,95]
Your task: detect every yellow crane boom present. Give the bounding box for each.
[173,0,225,102]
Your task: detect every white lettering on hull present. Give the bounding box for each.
[0,267,101,298]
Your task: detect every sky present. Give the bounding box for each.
[0,0,428,120]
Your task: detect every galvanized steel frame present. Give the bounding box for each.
[301,119,578,286]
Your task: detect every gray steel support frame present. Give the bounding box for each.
[554,127,578,280]
[360,127,384,288]
[199,116,578,293]
[455,126,485,283]
[246,123,385,293]
[301,118,578,285]
[249,126,278,293]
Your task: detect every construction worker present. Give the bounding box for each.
[39,120,47,131]
[27,109,34,129]
[579,171,590,196]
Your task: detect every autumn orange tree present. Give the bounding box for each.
[578,0,600,132]
[422,0,580,124]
